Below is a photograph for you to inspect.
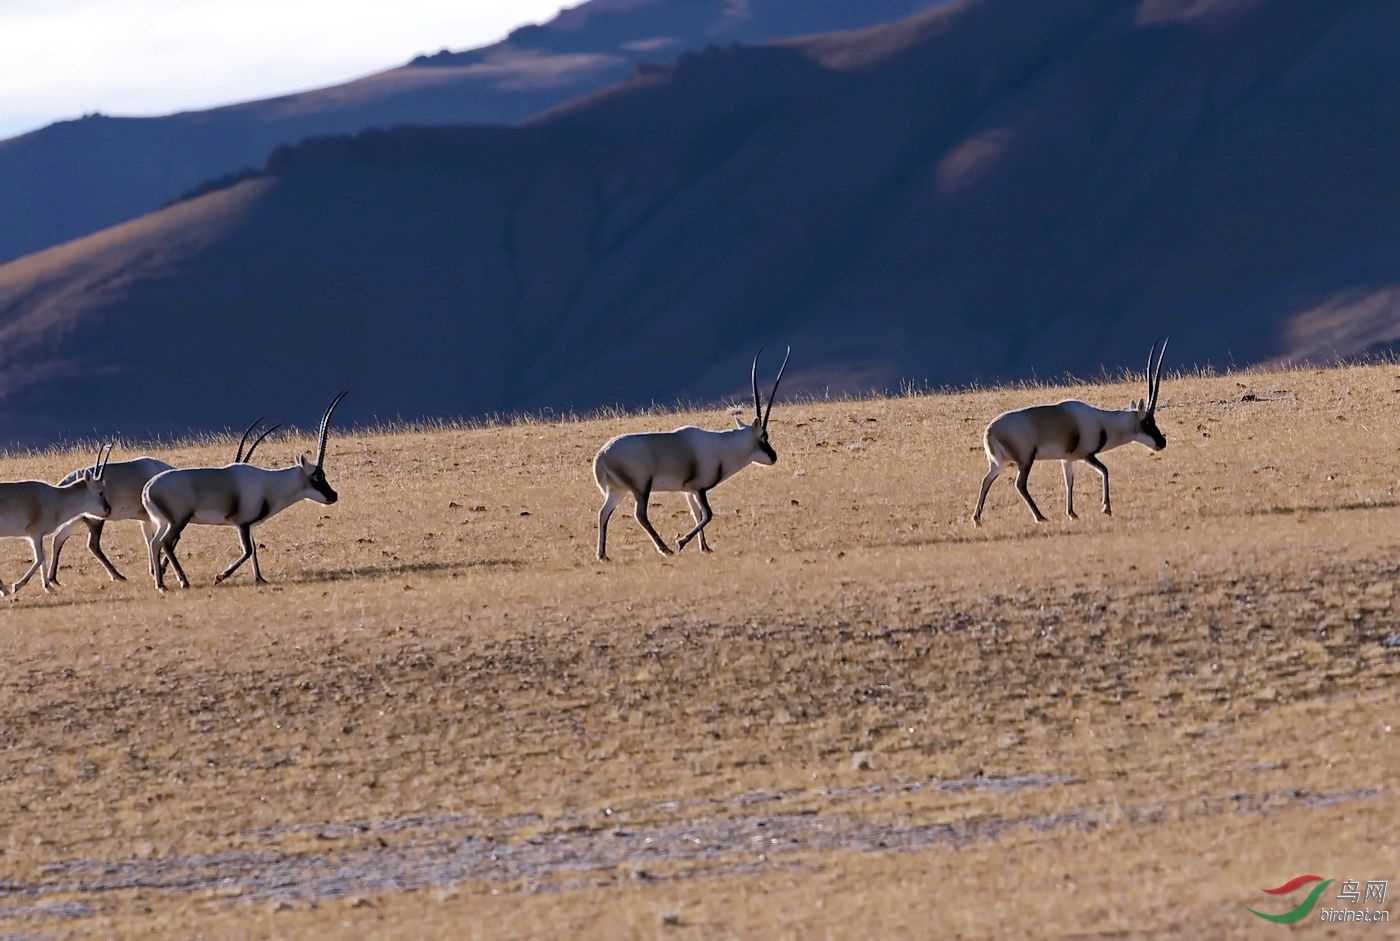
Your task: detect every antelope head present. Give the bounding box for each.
[296,391,347,504]
[1129,339,1169,451]
[733,346,790,465]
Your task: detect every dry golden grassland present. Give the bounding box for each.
[0,364,1396,939]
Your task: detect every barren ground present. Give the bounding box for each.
[0,365,1395,938]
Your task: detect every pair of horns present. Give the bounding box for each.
[91,444,113,478]
[234,391,346,467]
[1145,338,1169,413]
[750,347,791,428]
[234,418,282,464]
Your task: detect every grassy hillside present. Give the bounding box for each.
[0,363,1394,936]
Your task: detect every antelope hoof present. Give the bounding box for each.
[1102,506,1113,516]
[596,553,609,562]
[110,573,127,583]
[1067,510,1078,520]
[254,576,269,586]
[700,544,713,554]
[657,545,674,556]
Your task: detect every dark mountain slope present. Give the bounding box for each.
[0,0,1396,443]
[0,0,948,264]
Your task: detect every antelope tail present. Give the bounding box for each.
[593,452,609,494]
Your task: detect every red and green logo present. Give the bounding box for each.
[1247,875,1334,923]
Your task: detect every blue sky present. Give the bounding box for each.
[0,0,567,139]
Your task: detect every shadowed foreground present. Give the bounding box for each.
[0,364,1395,937]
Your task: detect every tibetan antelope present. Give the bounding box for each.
[972,340,1169,525]
[0,448,112,596]
[48,419,281,585]
[143,393,346,590]
[594,348,789,560]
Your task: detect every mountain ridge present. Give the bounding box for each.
[0,0,1396,443]
[0,0,949,263]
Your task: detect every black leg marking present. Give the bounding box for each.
[1085,453,1111,515]
[163,517,194,588]
[216,524,257,584]
[633,482,673,556]
[86,519,126,581]
[677,490,714,552]
[1015,449,1047,522]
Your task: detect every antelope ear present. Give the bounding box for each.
[297,451,313,469]
[1130,398,1143,414]
[733,415,746,429]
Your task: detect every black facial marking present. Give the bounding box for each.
[309,468,338,503]
[1141,413,1167,449]
[759,439,777,463]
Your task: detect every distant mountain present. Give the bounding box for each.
[0,0,948,264]
[0,0,1396,444]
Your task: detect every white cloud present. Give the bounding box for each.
[0,0,567,138]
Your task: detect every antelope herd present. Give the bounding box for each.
[0,343,1173,594]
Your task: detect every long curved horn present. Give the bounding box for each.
[94,443,113,477]
[1147,338,1169,412]
[1143,341,1158,409]
[243,424,282,464]
[234,417,265,463]
[761,346,791,428]
[751,349,764,425]
[313,391,348,469]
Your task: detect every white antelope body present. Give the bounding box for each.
[48,419,280,584]
[143,394,346,590]
[594,348,789,560]
[973,341,1169,524]
[0,449,111,596]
